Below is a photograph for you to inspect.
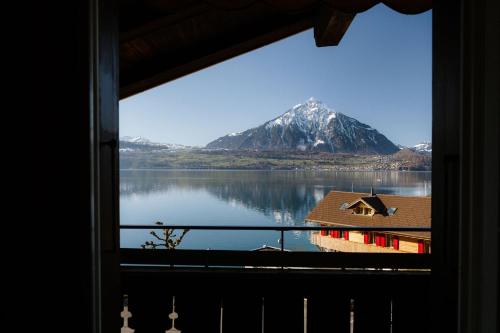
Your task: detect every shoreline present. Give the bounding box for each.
[119,168,432,173]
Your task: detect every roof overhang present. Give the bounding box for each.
[119,0,432,99]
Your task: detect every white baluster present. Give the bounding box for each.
[166,296,181,333]
[121,295,135,333]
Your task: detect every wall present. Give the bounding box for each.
[398,237,420,253]
[311,233,400,253]
[311,233,428,254]
[348,231,365,244]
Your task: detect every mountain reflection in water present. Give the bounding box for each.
[120,170,431,251]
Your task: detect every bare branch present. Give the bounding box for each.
[141,222,190,250]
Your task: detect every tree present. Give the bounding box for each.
[141,221,190,249]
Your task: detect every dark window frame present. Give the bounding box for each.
[83,1,499,332]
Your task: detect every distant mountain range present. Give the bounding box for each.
[397,142,432,153]
[119,138,431,171]
[119,98,432,159]
[206,97,399,155]
[121,136,152,144]
[119,136,193,152]
[411,142,432,153]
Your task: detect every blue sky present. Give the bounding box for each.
[120,4,432,147]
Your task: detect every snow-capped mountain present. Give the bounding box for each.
[121,136,152,144]
[119,136,192,152]
[206,97,399,154]
[412,142,432,153]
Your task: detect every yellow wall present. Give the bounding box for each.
[313,230,429,253]
[398,236,420,253]
[348,231,365,243]
[311,232,400,253]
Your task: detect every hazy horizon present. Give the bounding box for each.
[120,4,432,147]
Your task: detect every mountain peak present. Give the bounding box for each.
[206,100,399,154]
[304,97,325,108]
[266,98,336,131]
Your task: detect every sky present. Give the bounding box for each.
[120,4,432,147]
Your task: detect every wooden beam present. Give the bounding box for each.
[121,266,431,295]
[314,6,355,47]
[119,3,210,43]
[120,248,431,269]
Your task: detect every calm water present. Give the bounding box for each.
[120,170,431,251]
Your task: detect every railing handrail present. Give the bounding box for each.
[120,225,431,268]
[120,224,430,232]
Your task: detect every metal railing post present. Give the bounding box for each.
[280,230,284,252]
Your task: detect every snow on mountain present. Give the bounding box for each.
[120,136,152,144]
[119,136,193,152]
[412,142,432,153]
[206,97,399,155]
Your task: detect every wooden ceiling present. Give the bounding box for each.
[119,0,432,99]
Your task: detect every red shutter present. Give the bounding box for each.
[375,234,380,246]
[418,240,425,253]
[364,233,369,244]
[393,237,399,250]
[321,229,327,236]
[344,231,349,240]
[329,230,335,237]
[380,235,386,247]
[336,231,341,238]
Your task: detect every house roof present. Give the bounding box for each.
[119,0,432,98]
[306,191,431,239]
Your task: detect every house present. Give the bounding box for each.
[306,190,431,253]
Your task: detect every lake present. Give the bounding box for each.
[120,170,431,251]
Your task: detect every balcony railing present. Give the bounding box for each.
[120,225,431,332]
